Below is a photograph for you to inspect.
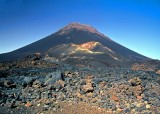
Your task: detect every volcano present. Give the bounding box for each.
[0,22,149,64]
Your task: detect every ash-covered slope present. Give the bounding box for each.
[47,41,123,64]
[0,22,148,61]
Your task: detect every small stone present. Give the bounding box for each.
[4,80,16,88]
[25,102,32,107]
[76,91,85,99]
[136,103,141,108]
[143,97,149,101]
[130,104,135,108]
[133,85,143,96]
[129,77,141,86]
[23,77,35,86]
[144,101,148,104]
[53,108,56,111]
[84,75,94,79]
[64,71,74,77]
[43,104,49,108]
[84,79,92,84]
[123,108,130,113]
[54,83,63,91]
[80,80,86,85]
[117,108,123,112]
[90,98,97,103]
[137,95,142,100]
[111,104,116,111]
[32,80,42,88]
[111,95,119,102]
[81,83,94,93]
[55,105,60,109]
[98,81,107,88]
[152,99,160,106]
[146,104,150,109]
[56,80,65,87]
[86,92,93,97]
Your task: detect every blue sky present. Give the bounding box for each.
[0,0,160,60]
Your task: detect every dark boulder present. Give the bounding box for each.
[44,71,63,86]
[4,80,16,88]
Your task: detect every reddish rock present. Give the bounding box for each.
[82,83,94,93]
[137,95,142,100]
[111,95,119,102]
[90,98,97,103]
[25,102,32,107]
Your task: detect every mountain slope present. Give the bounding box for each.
[0,22,149,62]
[46,41,123,64]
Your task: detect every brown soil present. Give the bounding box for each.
[45,101,112,114]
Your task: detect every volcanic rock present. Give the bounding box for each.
[23,77,35,87]
[44,71,63,86]
[4,80,16,88]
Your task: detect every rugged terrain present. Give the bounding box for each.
[0,56,160,114]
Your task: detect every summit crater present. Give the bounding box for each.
[58,22,104,36]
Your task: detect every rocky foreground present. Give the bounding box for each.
[0,57,160,114]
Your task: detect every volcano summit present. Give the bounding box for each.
[0,23,149,65]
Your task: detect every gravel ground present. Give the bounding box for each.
[0,58,160,114]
